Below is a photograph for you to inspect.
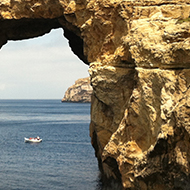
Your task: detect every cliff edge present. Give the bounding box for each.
[0,0,190,189]
[62,77,92,103]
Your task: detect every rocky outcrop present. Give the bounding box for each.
[62,77,92,103]
[1,0,190,189]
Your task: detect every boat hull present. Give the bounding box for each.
[24,138,42,143]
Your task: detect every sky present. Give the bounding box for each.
[0,29,89,99]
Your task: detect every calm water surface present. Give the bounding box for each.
[0,100,100,190]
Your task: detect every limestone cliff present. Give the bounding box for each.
[1,0,190,189]
[62,77,92,103]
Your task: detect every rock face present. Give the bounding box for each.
[1,0,190,189]
[62,77,92,103]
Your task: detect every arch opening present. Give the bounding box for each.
[0,28,89,99]
[0,17,88,65]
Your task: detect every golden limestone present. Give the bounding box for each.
[0,0,190,189]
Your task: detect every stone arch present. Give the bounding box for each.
[1,1,190,189]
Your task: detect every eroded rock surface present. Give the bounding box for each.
[1,0,190,189]
[62,77,92,103]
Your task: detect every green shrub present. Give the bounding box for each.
[177,17,190,24]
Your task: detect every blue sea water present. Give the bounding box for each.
[0,100,100,190]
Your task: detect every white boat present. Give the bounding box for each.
[24,136,42,143]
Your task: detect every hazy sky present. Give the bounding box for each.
[0,29,89,99]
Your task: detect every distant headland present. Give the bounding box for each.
[62,77,92,103]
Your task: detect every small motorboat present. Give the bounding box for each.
[24,136,42,143]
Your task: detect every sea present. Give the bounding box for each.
[0,99,101,190]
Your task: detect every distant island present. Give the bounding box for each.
[62,77,93,103]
